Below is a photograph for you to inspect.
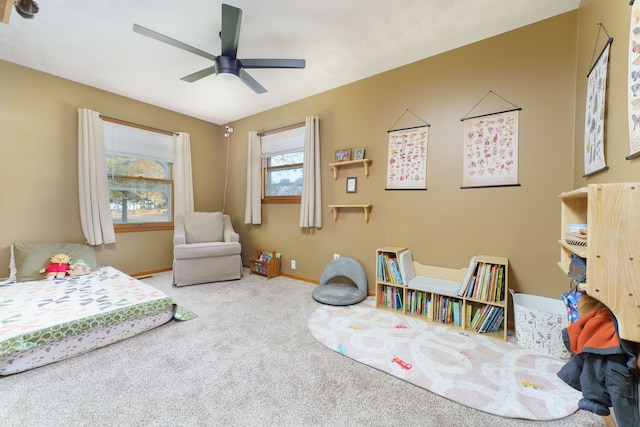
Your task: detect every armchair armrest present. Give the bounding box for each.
[223,215,240,243]
[173,214,187,246]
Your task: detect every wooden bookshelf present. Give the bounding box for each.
[558,183,640,342]
[375,247,509,341]
[249,248,280,279]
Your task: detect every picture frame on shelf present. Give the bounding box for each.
[335,148,351,162]
[346,177,357,193]
[354,148,365,160]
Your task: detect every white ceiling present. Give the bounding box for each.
[0,0,580,125]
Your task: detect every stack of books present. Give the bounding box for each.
[468,305,504,333]
[377,253,403,284]
[465,262,505,303]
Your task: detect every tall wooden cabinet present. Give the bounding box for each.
[375,247,509,341]
[558,183,640,342]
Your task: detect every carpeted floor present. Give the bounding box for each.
[1,270,604,426]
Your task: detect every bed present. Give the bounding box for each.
[0,243,182,376]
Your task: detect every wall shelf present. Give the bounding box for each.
[329,159,372,179]
[329,204,372,222]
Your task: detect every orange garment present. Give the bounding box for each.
[566,306,620,354]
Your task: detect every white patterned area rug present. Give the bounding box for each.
[308,297,581,421]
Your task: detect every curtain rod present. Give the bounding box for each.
[100,115,177,136]
[259,121,305,136]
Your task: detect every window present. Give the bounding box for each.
[103,120,174,231]
[261,124,305,204]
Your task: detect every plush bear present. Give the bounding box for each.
[69,259,92,277]
[39,253,73,280]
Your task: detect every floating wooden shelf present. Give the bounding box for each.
[329,204,372,222]
[329,159,372,179]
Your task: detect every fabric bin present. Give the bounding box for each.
[511,290,570,359]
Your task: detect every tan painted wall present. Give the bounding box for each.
[0,61,221,276]
[226,12,579,298]
[2,1,635,302]
[574,0,640,185]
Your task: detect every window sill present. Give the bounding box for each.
[114,223,174,233]
[263,197,301,205]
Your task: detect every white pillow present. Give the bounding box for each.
[398,250,416,284]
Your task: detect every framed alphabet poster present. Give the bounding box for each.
[462,110,519,188]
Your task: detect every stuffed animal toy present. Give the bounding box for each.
[69,259,92,277]
[39,253,73,280]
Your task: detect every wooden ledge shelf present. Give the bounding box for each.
[329,204,372,222]
[329,159,372,179]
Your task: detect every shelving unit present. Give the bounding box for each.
[329,159,372,179]
[374,247,509,341]
[328,159,373,223]
[557,186,588,275]
[328,204,372,222]
[558,183,640,342]
[249,248,281,279]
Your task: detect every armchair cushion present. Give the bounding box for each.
[184,212,224,243]
[174,241,241,260]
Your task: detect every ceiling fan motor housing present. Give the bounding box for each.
[216,56,241,76]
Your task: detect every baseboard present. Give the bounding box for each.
[242,263,318,284]
[280,272,319,284]
[131,266,172,278]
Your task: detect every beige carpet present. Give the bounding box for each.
[1,270,604,426]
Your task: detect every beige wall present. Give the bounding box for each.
[0,61,221,276]
[2,0,634,301]
[226,12,579,298]
[574,0,639,185]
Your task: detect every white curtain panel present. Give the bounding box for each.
[299,115,322,228]
[244,131,262,224]
[173,132,194,219]
[77,108,115,245]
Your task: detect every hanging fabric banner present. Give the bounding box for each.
[386,125,429,190]
[462,110,519,188]
[629,3,640,158]
[585,38,612,176]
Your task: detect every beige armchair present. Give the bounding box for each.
[173,212,243,287]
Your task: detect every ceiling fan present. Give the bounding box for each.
[133,3,305,94]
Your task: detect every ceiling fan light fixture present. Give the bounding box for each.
[14,0,39,19]
[216,72,237,83]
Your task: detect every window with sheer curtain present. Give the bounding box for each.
[261,124,305,204]
[103,120,174,231]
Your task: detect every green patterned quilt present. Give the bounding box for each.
[0,267,175,357]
